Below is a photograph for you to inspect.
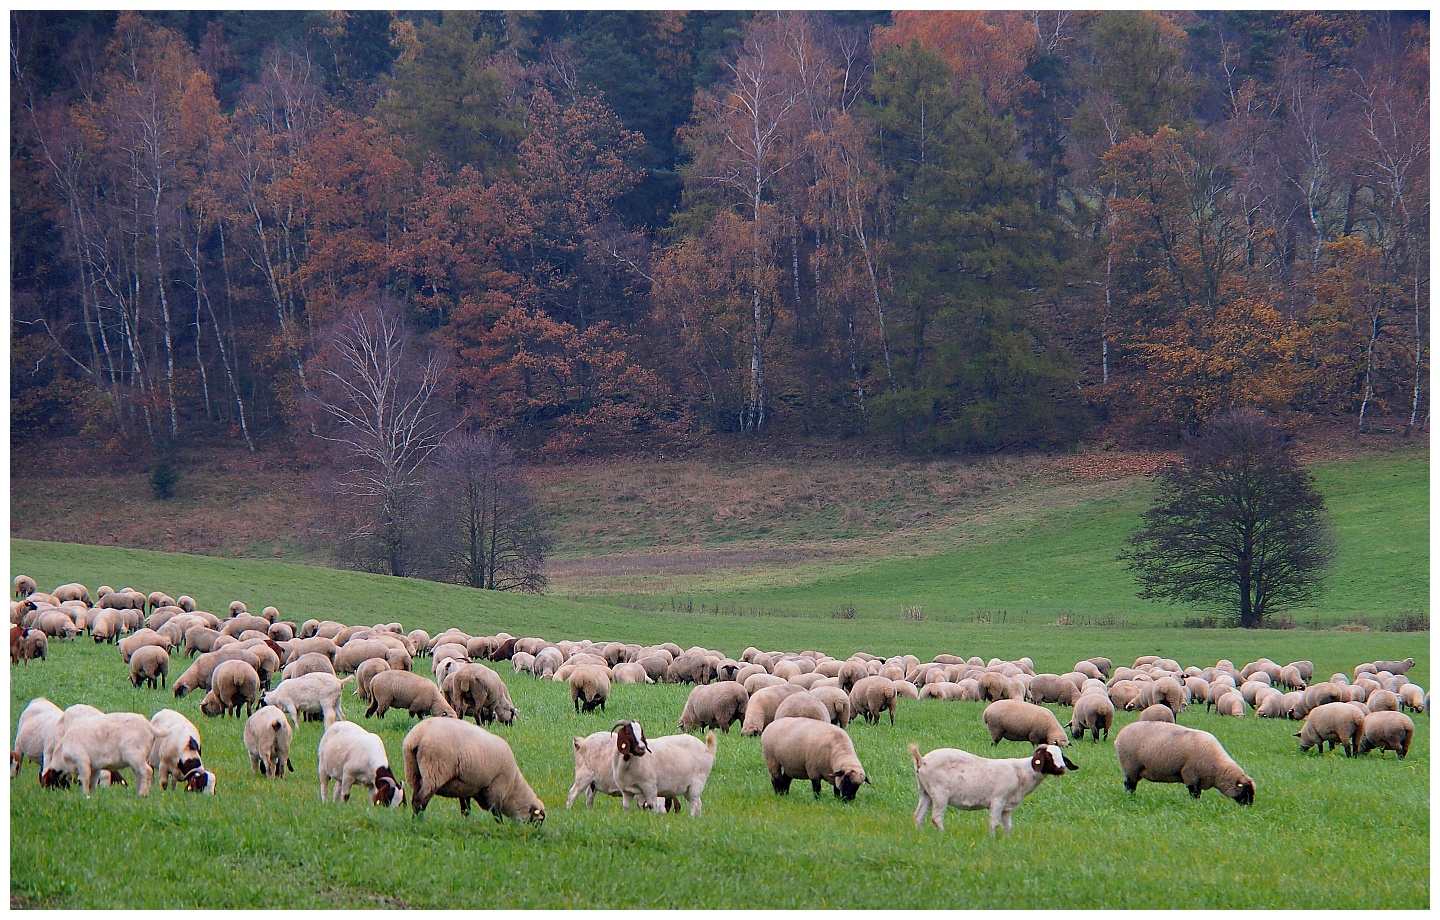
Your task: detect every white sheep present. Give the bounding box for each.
[40,711,155,796]
[317,720,403,806]
[909,742,1077,835]
[11,697,64,777]
[261,672,352,727]
[243,705,294,778]
[1115,721,1255,805]
[610,720,718,816]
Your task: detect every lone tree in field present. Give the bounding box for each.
[1122,409,1337,628]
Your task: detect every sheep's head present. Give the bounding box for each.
[372,766,404,807]
[613,720,648,760]
[827,768,870,801]
[1227,774,1256,806]
[1030,745,1077,776]
[199,692,225,717]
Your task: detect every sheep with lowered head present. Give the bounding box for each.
[1355,711,1415,759]
[40,710,155,797]
[850,675,899,726]
[678,682,749,735]
[1296,701,1367,757]
[11,697,63,776]
[610,719,718,816]
[1069,691,1114,742]
[910,742,1077,835]
[129,645,170,690]
[148,709,208,792]
[760,716,870,801]
[243,704,294,777]
[199,659,262,718]
[366,671,457,720]
[568,665,612,714]
[317,720,403,806]
[1115,721,1255,805]
[741,683,806,736]
[262,672,352,727]
[402,717,545,822]
[982,700,1069,747]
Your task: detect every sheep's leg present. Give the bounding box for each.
[811,777,824,798]
[913,791,931,829]
[770,772,792,795]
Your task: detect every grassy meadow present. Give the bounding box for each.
[7,446,1430,908]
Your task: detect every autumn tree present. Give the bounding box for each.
[1123,409,1336,628]
[310,299,454,577]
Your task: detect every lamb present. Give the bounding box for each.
[678,682,750,735]
[1069,691,1115,742]
[243,705,294,777]
[40,711,155,797]
[1114,721,1255,805]
[261,672,353,727]
[982,700,1069,747]
[1296,701,1367,757]
[148,709,205,791]
[366,670,457,720]
[609,719,718,816]
[760,716,870,801]
[317,720,404,806]
[402,717,546,822]
[741,683,806,736]
[10,697,63,776]
[199,659,262,718]
[129,645,170,689]
[909,742,1077,835]
[1355,711,1415,759]
[568,665,612,714]
[849,675,899,726]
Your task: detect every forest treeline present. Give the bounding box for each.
[11,10,1429,458]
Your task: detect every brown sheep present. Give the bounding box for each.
[678,682,749,734]
[129,645,170,690]
[849,675,899,726]
[199,659,262,718]
[568,665,612,714]
[760,716,870,801]
[982,700,1069,747]
[402,718,545,822]
[366,670,457,720]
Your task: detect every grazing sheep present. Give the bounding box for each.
[1297,702,1367,757]
[14,575,36,600]
[261,672,352,727]
[609,720,718,816]
[11,697,64,776]
[1303,681,1349,711]
[982,700,1069,747]
[808,685,854,729]
[184,626,224,658]
[200,659,263,718]
[402,718,545,822]
[172,646,263,698]
[282,652,338,682]
[366,671,457,720]
[1069,691,1115,742]
[760,716,870,801]
[317,720,404,806]
[1255,689,1289,719]
[910,742,1077,835]
[1397,684,1425,713]
[741,683,806,736]
[53,583,91,605]
[1366,689,1400,713]
[850,675,899,726]
[1114,721,1255,805]
[1026,674,1080,706]
[442,663,517,726]
[243,705,294,777]
[1129,676,1187,714]
[977,671,1025,703]
[41,711,155,797]
[1138,704,1176,723]
[354,657,393,703]
[678,683,750,735]
[775,691,832,723]
[569,665,612,714]
[129,645,170,690]
[1356,711,1415,759]
[18,629,47,663]
[1277,665,1308,691]
[148,709,205,791]
[612,662,653,685]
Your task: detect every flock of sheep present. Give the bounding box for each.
[9,575,1428,836]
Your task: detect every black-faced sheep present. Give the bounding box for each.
[568,665,612,714]
[610,720,718,816]
[1296,701,1367,757]
[317,720,403,806]
[243,705,294,777]
[402,717,545,822]
[678,682,750,735]
[200,659,262,718]
[129,645,170,689]
[982,700,1069,747]
[1069,691,1115,742]
[366,670,457,720]
[760,716,869,801]
[849,675,899,726]
[1356,710,1415,759]
[910,742,1077,835]
[1114,721,1255,805]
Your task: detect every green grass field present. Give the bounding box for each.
[7,448,1430,908]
